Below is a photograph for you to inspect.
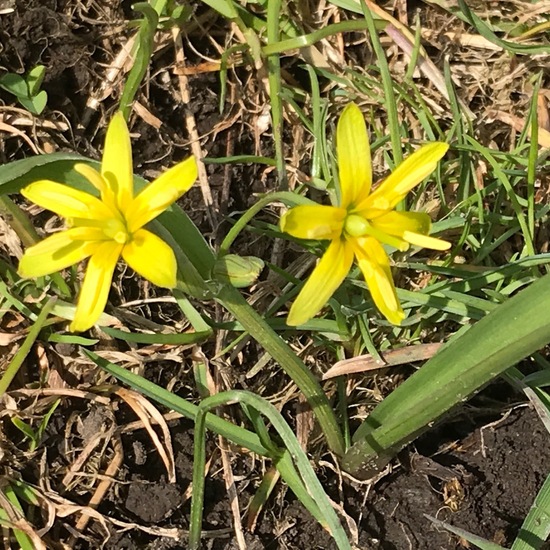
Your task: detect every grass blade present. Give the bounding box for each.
[86,350,268,456]
[511,471,550,550]
[189,391,351,549]
[426,515,506,550]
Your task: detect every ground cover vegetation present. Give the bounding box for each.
[0,0,549,548]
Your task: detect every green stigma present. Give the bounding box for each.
[344,214,370,238]
[103,218,129,244]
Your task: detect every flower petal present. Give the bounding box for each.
[362,142,449,210]
[122,229,177,288]
[280,205,346,240]
[74,163,118,212]
[371,211,431,236]
[371,211,450,251]
[101,112,134,211]
[402,231,451,251]
[287,238,354,326]
[351,237,405,325]
[22,181,115,220]
[125,156,197,233]
[70,241,122,332]
[18,230,102,278]
[337,103,372,208]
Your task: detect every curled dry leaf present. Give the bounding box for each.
[323,342,444,379]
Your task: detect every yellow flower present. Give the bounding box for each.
[19,112,198,332]
[281,103,450,326]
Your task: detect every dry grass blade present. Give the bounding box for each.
[171,27,217,230]
[0,119,40,154]
[61,428,112,491]
[116,388,176,482]
[490,110,550,148]
[0,489,47,549]
[67,434,124,547]
[357,0,475,118]
[48,492,186,539]
[219,436,247,550]
[323,343,444,379]
[80,34,138,129]
[9,388,110,404]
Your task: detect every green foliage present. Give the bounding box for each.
[11,399,61,452]
[2,0,550,546]
[213,254,265,288]
[0,65,48,115]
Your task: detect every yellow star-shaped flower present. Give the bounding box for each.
[281,103,450,326]
[19,112,197,332]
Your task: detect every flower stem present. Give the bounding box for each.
[215,283,345,456]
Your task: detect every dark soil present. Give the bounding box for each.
[99,403,549,550]
[1,1,549,549]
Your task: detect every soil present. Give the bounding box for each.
[1,1,548,549]
[89,400,550,550]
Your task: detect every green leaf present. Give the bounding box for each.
[119,3,159,119]
[0,485,35,550]
[86,349,269,456]
[0,73,28,98]
[213,254,265,287]
[19,90,48,115]
[457,0,550,55]
[0,153,84,195]
[27,65,46,96]
[343,273,550,477]
[189,391,351,550]
[0,297,57,396]
[511,471,550,549]
[426,515,507,550]
[11,417,36,442]
[100,326,211,345]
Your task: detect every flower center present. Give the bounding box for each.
[102,218,130,244]
[344,213,409,251]
[344,214,370,238]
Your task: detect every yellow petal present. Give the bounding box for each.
[122,229,177,288]
[287,238,354,326]
[402,231,451,251]
[280,205,346,240]
[18,230,102,278]
[70,241,122,332]
[371,211,431,236]
[125,156,197,233]
[74,163,106,194]
[101,112,134,211]
[362,142,449,210]
[74,163,118,212]
[351,237,405,325]
[22,181,115,220]
[370,211,450,251]
[337,103,372,208]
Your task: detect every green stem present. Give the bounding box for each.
[362,6,402,166]
[119,3,159,120]
[219,190,312,255]
[0,297,56,396]
[261,19,385,55]
[266,0,287,190]
[190,391,350,549]
[215,284,345,456]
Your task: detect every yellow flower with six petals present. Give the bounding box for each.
[281,103,450,326]
[19,112,197,332]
